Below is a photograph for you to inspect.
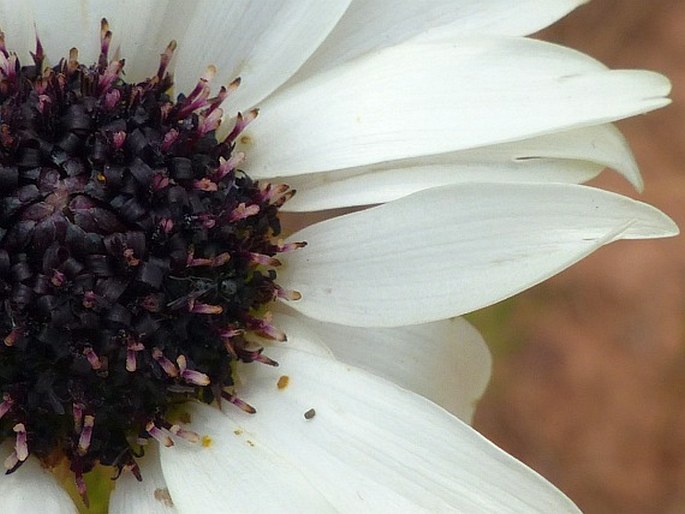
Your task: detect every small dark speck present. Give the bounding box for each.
[304,408,316,420]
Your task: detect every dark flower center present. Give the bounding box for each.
[0,19,298,503]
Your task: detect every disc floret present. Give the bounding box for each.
[0,19,298,502]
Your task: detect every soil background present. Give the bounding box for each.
[471,2,685,513]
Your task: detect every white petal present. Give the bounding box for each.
[170,0,350,112]
[293,0,586,82]
[269,310,337,359]
[0,453,77,513]
[159,411,337,513]
[282,124,641,211]
[243,37,669,178]
[161,348,580,513]
[276,310,491,423]
[280,183,677,327]
[0,0,171,79]
[110,444,179,514]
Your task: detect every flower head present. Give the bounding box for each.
[0,2,678,513]
[0,19,300,502]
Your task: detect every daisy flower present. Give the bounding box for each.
[0,1,677,513]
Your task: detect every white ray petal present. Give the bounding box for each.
[110,444,179,514]
[275,310,491,423]
[243,37,669,179]
[293,0,587,82]
[0,0,171,78]
[161,348,580,513]
[268,311,337,359]
[169,0,350,112]
[279,183,677,327]
[159,408,337,513]
[281,124,641,212]
[0,453,77,513]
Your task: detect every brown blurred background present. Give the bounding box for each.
[471,1,685,513]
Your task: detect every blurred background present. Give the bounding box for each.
[470,1,685,513]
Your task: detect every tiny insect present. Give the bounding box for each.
[304,408,316,420]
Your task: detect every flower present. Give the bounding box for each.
[0,1,678,513]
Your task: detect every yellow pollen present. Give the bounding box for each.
[277,375,289,390]
[201,435,213,448]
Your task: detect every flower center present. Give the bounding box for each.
[0,19,298,503]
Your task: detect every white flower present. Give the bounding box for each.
[0,1,677,513]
